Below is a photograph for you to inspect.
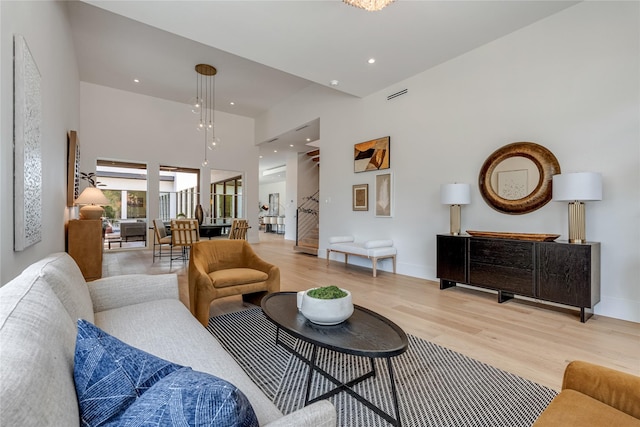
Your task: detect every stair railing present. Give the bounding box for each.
[296,190,319,247]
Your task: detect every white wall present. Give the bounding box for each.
[259,181,286,213]
[284,152,298,240]
[79,82,260,243]
[1,1,80,284]
[255,2,640,322]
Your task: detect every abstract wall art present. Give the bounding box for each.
[14,35,42,251]
[354,136,390,173]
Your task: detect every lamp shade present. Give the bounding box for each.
[552,172,602,201]
[75,187,109,205]
[441,183,471,205]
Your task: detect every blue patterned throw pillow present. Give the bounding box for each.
[74,319,258,427]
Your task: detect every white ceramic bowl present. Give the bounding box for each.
[297,288,354,325]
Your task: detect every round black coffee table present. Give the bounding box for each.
[261,292,408,427]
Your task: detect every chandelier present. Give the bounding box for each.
[342,0,394,12]
[191,64,220,167]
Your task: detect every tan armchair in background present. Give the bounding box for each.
[188,240,280,326]
[533,360,640,427]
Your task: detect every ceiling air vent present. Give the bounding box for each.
[266,137,279,143]
[295,125,309,132]
[387,89,408,101]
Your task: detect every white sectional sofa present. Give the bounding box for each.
[0,252,335,426]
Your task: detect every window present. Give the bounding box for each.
[159,166,200,221]
[96,160,147,225]
[211,176,242,223]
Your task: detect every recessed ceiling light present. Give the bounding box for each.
[133,78,140,83]
[259,155,263,159]
[368,58,376,64]
[306,138,311,142]
[330,80,339,86]
[230,101,235,106]
[274,150,278,153]
[289,144,294,147]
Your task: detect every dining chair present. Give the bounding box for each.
[152,218,172,263]
[229,219,250,240]
[170,219,200,268]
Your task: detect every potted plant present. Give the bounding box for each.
[297,285,354,325]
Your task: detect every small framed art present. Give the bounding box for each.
[353,184,368,211]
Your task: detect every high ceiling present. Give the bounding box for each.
[69,0,578,182]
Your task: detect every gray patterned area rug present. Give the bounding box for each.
[207,308,556,427]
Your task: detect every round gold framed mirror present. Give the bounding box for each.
[479,142,560,214]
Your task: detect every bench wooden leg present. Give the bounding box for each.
[344,253,349,265]
[326,249,330,266]
[392,255,396,274]
[372,257,378,277]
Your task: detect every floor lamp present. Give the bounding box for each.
[441,183,471,235]
[552,172,602,243]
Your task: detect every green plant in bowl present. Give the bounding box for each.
[306,285,348,299]
[299,286,354,325]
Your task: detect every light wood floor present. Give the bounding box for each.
[102,233,640,391]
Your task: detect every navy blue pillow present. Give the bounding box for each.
[74,319,258,427]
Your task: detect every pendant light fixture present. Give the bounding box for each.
[191,64,220,167]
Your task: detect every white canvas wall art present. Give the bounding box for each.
[14,35,42,251]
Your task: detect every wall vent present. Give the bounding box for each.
[387,89,408,101]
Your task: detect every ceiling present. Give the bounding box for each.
[68,0,578,183]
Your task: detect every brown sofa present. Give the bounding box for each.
[533,361,640,427]
[189,240,280,326]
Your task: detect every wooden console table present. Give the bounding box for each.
[436,234,600,322]
[67,219,102,281]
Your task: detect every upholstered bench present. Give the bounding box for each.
[326,236,396,277]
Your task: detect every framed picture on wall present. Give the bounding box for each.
[375,173,393,217]
[352,184,368,211]
[67,130,80,207]
[354,136,390,173]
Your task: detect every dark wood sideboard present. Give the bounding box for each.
[436,234,600,322]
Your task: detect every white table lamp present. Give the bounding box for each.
[552,172,602,243]
[75,187,109,220]
[441,183,471,235]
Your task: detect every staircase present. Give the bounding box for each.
[307,149,320,163]
[294,190,319,255]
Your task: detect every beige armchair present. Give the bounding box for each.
[188,240,280,326]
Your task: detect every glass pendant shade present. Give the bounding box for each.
[207,136,221,151]
[189,97,202,114]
